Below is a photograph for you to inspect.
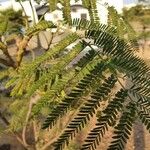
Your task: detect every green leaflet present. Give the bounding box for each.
[42,61,108,129]
[82,0,90,8]
[88,0,99,23]
[3,16,150,150]
[138,111,150,132]
[62,0,72,24]
[82,0,99,23]
[108,6,138,49]
[22,33,79,77]
[53,75,117,150]
[108,102,136,150]
[32,48,99,116]
[32,48,98,115]
[137,101,150,132]
[27,41,85,97]
[7,33,79,97]
[0,69,9,80]
[26,20,56,37]
[82,89,128,150]
[49,0,58,12]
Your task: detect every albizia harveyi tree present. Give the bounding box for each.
[0,0,150,150]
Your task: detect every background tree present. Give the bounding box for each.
[0,8,25,36]
[123,5,150,51]
[0,8,25,68]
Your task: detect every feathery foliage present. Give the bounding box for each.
[62,0,72,24]
[1,1,150,150]
[108,103,136,150]
[53,75,117,149]
[41,19,150,149]
[108,6,138,48]
[82,0,99,23]
[0,8,25,35]
[6,18,150,149]
[82,89,128,150]
[49,0,58,12]
[25,20,56,37]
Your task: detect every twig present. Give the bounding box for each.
[16,36,30,67]
[22,95,40,148]
[0,58,16,68]
[13,132,28,150]
[0,111,9,125]
[40,106,82,150]
[18,0,29,29]
[30,49,35,61]
[45,32,54,51]
[0,42,16,68]
[0,111,27,149]
[115,74,135,103]
[29,0,37,24]
[33,120,40,150]
[22,100,33,147]
[39,9,49,23]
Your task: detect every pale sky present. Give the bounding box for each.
[124,0,138,4]
[0,0,9,2]
[0,0,138,4]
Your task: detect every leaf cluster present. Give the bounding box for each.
[6,18,150,150]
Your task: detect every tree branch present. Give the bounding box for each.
[32,120,40,150]
[16,36,30,67]
[40,110,78,150]
[13,132,28,150]
[22,101,33,147]
[0,42,16,68]
[0,111,27,149]
[22,95,40,148]
[0,57,15,68]
[18,0,29,29]
[29,0,37,24]
[0,111,9,126]
[45,32,54,51]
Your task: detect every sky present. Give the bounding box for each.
[0,0,8,2]
[0,0,9,2]
[0,0,138,3]
[0,0,140,5]
[124,0,138,4]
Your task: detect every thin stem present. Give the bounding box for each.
[45,32,54,51]
[22,95,40,149]
[40,110,78,150]
[13,132,28,150]
[29,0,37,24]
[22,101,33,147]
[19,0,27,17]
[115,74,134,103]
[0,111,9,125]
[39,9,49,22]
[16,36,30,67]
[0,41,16,68]
[33,120,39,150]
[18,0,29,29]
[0,57,16,68]
[0,111,27,149]
[30,49,35,61]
